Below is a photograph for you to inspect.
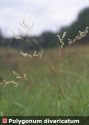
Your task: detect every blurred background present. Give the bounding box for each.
[0,0,89,49]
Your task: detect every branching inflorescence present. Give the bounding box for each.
[57,26,89,49]
[0,71,29,87]
[0,23,89,91]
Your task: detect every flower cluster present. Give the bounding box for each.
[20,51,32,58]
[12,71,28,81]
[0,71,29,87]
[0,79,18,87]
[57,26,89,48]
[68,26,89,45]
[57,32,66,48]
[20,50,43,58]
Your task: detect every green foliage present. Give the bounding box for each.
[0,7,89,117]
[0,47,89,116]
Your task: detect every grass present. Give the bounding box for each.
[0,46,89,116]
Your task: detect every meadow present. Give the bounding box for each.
[0,45,89,116]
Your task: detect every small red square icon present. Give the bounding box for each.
[2,118,7,124]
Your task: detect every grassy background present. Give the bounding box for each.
[0,46,89,116]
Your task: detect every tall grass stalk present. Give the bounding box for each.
[0,23,89,116]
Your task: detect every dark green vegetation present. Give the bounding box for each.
[0,46,89,116]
